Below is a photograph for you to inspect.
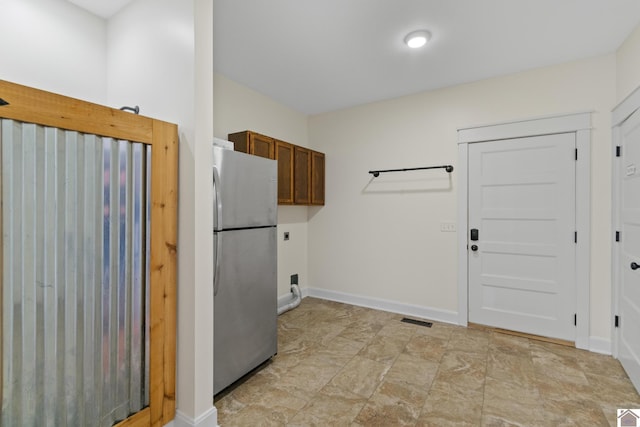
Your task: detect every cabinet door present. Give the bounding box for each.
[294,146,311,204]
[275,140,294,204]
[250,133,275,159]
[311,150,325,205]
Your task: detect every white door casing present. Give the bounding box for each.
[613,90,640,392]
[457,112,591,350]
[468,134,576,341]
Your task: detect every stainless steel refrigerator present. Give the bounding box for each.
[212,145,278,395]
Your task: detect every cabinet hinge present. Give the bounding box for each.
[616,146,621,157]
[615,315,620,328]
[616,231,621,242]
[574,231,577,243]
[574,313,577,326]
[575,148,578,161]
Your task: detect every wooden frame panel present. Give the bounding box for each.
[0,79,178,426]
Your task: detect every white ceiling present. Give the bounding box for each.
[68,0,640,115]
[213,0,640,114]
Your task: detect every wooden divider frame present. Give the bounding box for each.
[0,80,178,427]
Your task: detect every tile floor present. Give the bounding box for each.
[214,297,640,426]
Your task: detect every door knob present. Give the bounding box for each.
[632,262,640,270]
[471,245,478,252]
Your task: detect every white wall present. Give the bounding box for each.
[108,0,215,424]
[213,73,310,298]
[307,54,617,343]
[617,23,640,102]
[0,0,107,104]
[0,0,216,424]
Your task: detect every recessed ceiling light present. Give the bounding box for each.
[404,30,431,49]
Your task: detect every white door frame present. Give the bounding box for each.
[612,86,640,359]
[457,112,592,350]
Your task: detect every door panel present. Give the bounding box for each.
[249,133,274,159]
[293,146,311,204]
[275,140,294,204]
[618,108,640,391]
[468,133,576,341]
[311,150,325,205]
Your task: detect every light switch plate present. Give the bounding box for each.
[440,222,456,232]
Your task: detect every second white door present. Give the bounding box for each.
[616,106,640,391]
[468,133,577,341]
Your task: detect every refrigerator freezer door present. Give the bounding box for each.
[213,226,277,395]
[212,146,277,231]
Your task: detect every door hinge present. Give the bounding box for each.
[574,231,577,243]
[574,313,577,326]
[575,148,578,161]
[616,146,621,157]
[615,315,620,328]
[616,231,620,242]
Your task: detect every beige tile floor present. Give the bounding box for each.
[214,297,640,426]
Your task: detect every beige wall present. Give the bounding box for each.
[617,24,640,102]
[213,73,311,298]
[307,54,617,343]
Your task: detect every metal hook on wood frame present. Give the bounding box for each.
[120,105,140,114]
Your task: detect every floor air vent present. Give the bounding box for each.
[401,317,433,328]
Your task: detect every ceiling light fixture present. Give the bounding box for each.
[404,30,431,49]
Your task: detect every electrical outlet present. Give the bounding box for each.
[440,222,456,232]
[284,232,290,241]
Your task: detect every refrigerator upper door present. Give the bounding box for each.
[212,146,277,231]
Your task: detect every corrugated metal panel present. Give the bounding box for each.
[1,119,151,427]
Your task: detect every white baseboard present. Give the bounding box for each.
[305,287,459,325]
[172,406,218,427]
[301,286,310,298]
[589,336,612,355]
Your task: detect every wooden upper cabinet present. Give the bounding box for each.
[275,140,294,204]
[293,146,311,205]
[228,130,274,159]
[227,131,250,153]
[228,130,325,206]
[311,150,325,205]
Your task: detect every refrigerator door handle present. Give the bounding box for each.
[214,233,222,296]
[212,165,222,230]
[213,165,223,296]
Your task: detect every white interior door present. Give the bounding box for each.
[617,108,640,391]
[468,133,576,341]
